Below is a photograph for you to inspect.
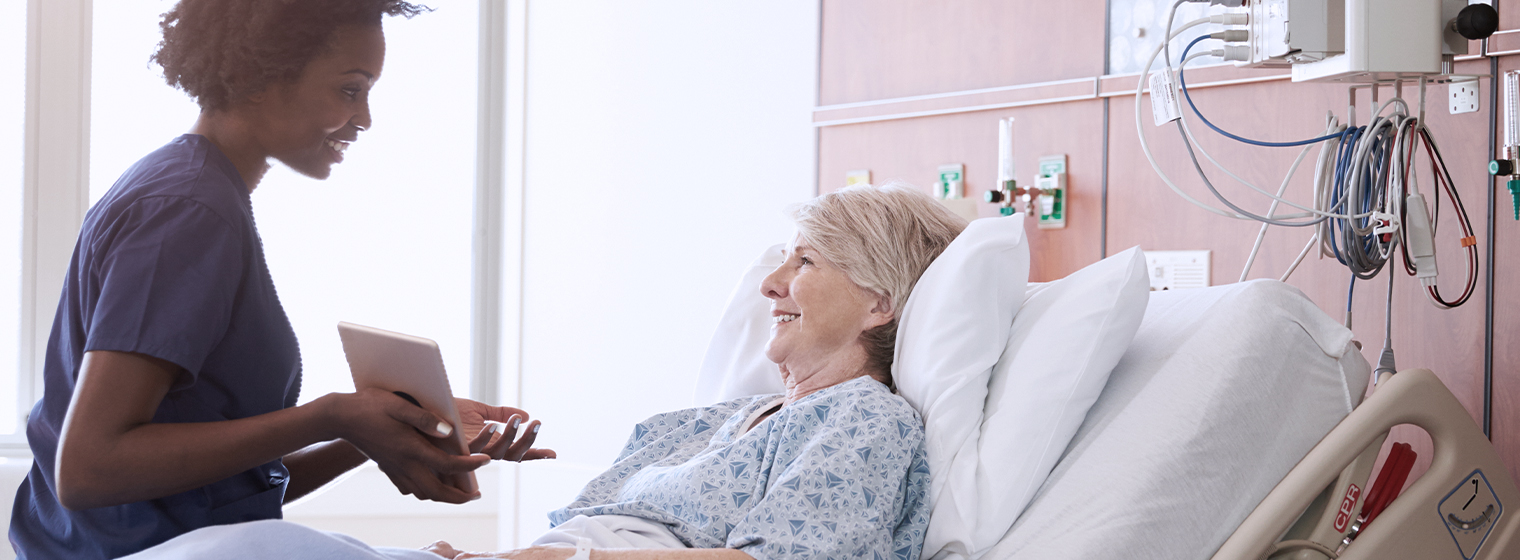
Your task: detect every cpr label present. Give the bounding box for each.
[1335,484,1362,532]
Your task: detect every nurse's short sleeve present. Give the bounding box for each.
[86,196,245,382]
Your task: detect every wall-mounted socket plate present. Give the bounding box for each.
[1144,250,1211,291]
[1451,79,1480,114]
[845,169,871,187]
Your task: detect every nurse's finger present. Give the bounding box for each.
[422,449,492,476]
[521,448,557,461]
[387,398,454,439]
[481,417,523,459]
[467,421,505,454]
[503,421,543,462]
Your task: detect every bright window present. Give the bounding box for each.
[89,1,479,404]
[0,3,27,435]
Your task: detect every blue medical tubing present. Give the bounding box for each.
[1178,36,1345,147]
[1347,276,1356,315]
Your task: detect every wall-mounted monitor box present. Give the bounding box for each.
[1291,0,1441,83]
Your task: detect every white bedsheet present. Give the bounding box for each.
[117,520,441,560]
[533,514,686,549]
[120,515,685,560]
[984,280,1370,560]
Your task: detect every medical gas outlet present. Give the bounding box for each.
[984,155,1067,228]
[1492,71,1520,221]
[1034,156,1067,229]
[933,163,979,222]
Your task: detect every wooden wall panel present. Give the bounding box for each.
[818,100,1107,281]
[1501,0,1520,36]
[818,0,1107,105]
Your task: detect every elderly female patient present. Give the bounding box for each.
[126,183,966,560]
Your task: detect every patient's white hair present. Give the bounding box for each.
[792,181,967,382]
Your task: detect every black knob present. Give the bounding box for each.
[1456,4,1500,41]
[984,190,1006,203]
[1491,159,1514,176]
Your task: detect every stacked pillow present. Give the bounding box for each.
[693,217,1150,560]
[692,244,786,404]
[895,228,1148,559]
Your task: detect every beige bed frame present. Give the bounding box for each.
[1212,368,1520,560]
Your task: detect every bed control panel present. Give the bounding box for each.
[1438,469,1504,560]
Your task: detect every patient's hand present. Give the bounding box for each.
[454,398,558,462]
[423,540,465,558]
[423,542,574,559]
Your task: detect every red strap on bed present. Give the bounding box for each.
[1358,443,1403,523]
[1360,442,1417,528]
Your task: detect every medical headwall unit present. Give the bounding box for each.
[1135,1,1514,558]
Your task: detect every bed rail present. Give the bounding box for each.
[1212,368,1520,560]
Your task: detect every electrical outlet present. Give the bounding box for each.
[1144,250,1211,291]
[1451,78,1480,114]
[845,169,871,187]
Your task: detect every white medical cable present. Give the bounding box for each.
[1239,134,1319,281]
[1134,13,1262,220]
[1258,539,1339,560]
[1163,4,1341,225]
[1176,88,1355,220]
[1280,231,1318,282]
[1135,12,1371,223]
[1171,38,1369,221]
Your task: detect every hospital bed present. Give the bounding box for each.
[985,280,1520,560]
[699,234,1519,560]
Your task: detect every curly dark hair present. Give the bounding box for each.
[151,0,429,111]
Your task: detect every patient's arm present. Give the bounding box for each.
[427,543,752,560]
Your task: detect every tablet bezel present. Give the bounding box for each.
[337,321,478,494]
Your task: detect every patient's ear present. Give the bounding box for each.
[864,292,894,329]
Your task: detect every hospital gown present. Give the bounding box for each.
[550,376,931,560]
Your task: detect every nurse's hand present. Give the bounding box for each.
[455,398,557,462]
[320,389,491,504]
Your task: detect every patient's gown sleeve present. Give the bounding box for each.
[614,407,708,462]
[726,406,931,560]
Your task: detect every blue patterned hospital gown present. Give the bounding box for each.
[549,376,931,560]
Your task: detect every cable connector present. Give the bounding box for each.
[1371,212,1401,239]
[1373,345,1397,381]
[1209,12,1249,25]
[1209,0,1245,6]
[1404,193,1438,285]
[1222,45,1251,61]
[1210,29,1249,42]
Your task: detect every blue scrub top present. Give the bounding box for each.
[10,135,303,560]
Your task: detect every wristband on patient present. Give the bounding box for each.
[566,537,593,560]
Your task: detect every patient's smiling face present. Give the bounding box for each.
[761,235,891,394]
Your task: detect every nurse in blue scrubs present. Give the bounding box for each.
[9,2,552,558]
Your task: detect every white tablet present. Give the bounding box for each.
[337,321,478,494]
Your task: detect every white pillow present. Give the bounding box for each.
[920,247,1149,560]
[892,215,1030,558]
[692,244,787,405]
